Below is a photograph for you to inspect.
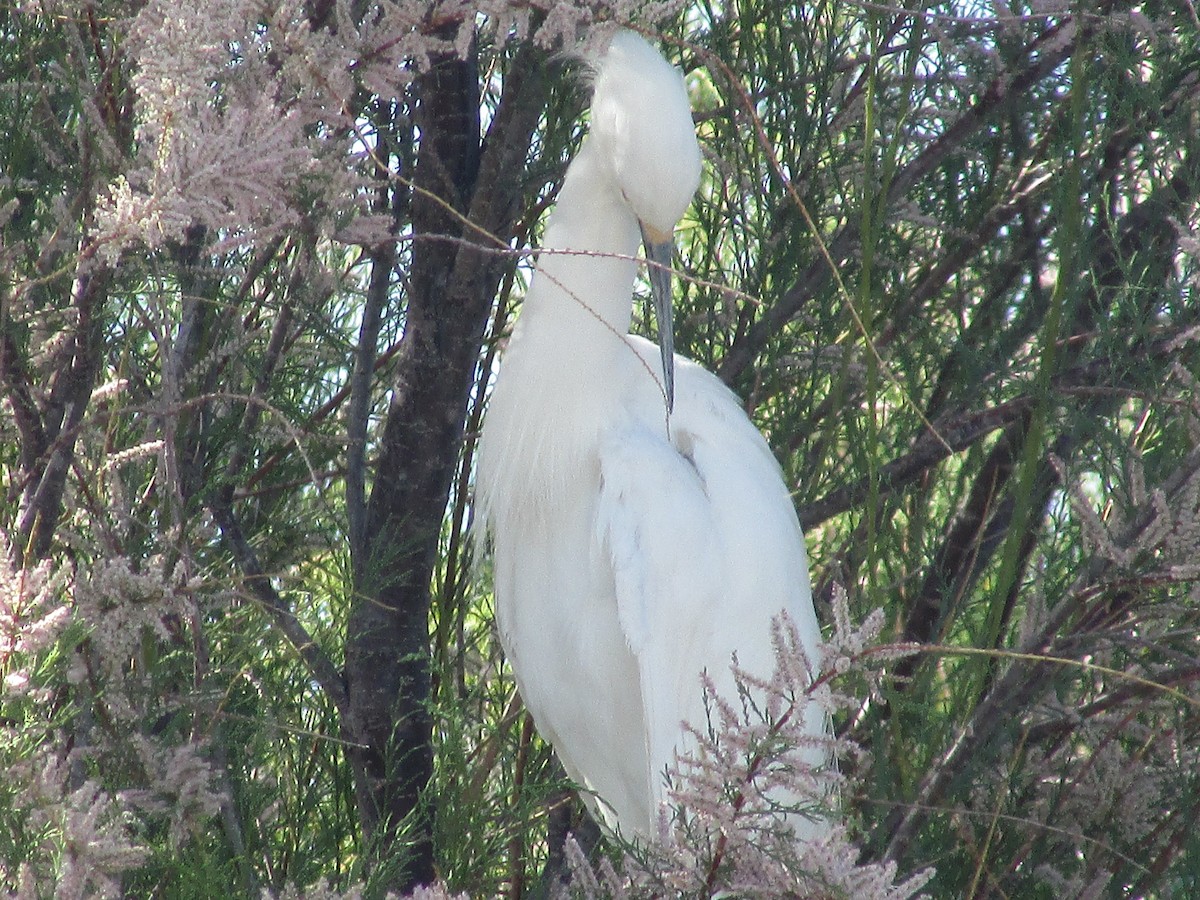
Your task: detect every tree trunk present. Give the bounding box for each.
[344,33,547,891]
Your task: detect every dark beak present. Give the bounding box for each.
[640,223,676,413]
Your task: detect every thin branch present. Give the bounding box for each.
[208,498,351,721]
[347,248,388,562]
[716,6,1112,383]
[800,324,1199,530]
[349,103,404,565]
[0,314,49,475]
[799,397,1031,530]
[16,255,109,564]
[877,442,1200,865]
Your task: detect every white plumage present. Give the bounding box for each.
[476,30,827,838]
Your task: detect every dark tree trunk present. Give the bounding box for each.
[8,251,109,567]
[343,32,547,892]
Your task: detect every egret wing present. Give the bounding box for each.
[595,421,724,828]
[596,346,825,829]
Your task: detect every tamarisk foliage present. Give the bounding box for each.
[2,1,1199,897]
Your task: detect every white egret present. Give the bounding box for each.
[476,30,828,839]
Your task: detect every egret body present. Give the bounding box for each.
[476,30,828,838]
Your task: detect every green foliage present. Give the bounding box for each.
[2,1,1200,897]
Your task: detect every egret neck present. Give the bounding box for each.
[513,140,658,405]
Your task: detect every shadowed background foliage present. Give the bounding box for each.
[1,1,1199,896]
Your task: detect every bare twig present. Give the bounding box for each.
[208,499,351,721]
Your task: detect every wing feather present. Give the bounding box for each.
[596,423,722,824]
[590,338,826,833]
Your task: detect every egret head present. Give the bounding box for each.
[589,31,702,411]
[589,31,702,239]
